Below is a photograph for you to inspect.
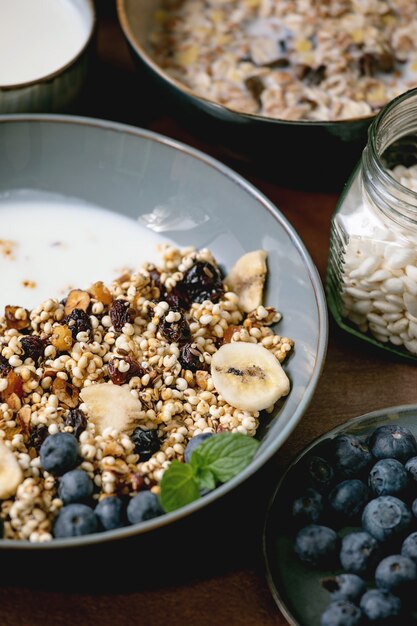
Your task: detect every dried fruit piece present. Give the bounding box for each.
[0,440,23,499]
[179,342,209,372]
[27,424,49,452]
[226,250,267,313]
[1,371,23,401]
[0,355,11,377]
[64,309,92,340]
[89,282,113,306]
[20,336,46,363]
[4,305,30,331]
[64,290,91,316]
[80,383,143,435]
[159,313,191,344]
[211,342,290,411]
[222,325,242,344]
[109,299,135,332]
[16,406,31,436]
[179,261,224,304]
[107,357,145,385]
[52,378,79,408]
[163,286,189,310]
[51,324,73,352]
[64,408,87,438]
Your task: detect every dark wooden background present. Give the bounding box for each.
[0,2,415,625]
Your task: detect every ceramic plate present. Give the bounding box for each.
[263,404,417,626]
[0,115,327,548]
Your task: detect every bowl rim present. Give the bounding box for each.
[116,0,375,127]
[262,402,417,626]
[0,0,96,92]
[0,113,328,550]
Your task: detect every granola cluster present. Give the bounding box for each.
[0,246,293,541]
[149,0,417,121]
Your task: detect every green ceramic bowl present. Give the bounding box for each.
[0,114,327,550]
[117,0,373,190]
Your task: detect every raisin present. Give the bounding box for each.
[20,336,46,363]
[109,299,135,332]
[131,427,161,461]
[107,357,145,385]
[64,408,87,438]
[64,308,93,340]
[180,261,224,304]
[148,266,162,290]
[0,355,11,377]
[245,76,265,105]
[179,342,210,372]
[159,313,191,344]
[27,425,49,452]
[163,286,190,311]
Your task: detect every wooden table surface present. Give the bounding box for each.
[1,3,416,625]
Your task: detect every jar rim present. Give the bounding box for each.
[367,87,417,207]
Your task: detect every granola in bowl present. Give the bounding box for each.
[0,246,294,542]
[149,0,417,121]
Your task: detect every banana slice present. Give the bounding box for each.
[80,383,143,435]
[0,441,23,499]
[226,250,267,313]
[211,342,289,412]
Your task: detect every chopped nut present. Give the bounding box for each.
[4,306,30,330]
[52,377,79,408]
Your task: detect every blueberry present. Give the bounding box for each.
[320,601,362,626]
[294,524,339,567]
[401,532,417,564]
[405,456,417,483]
[53,503,98,538]
[184,432,214,463]
[413,498,417,518]
[339,531,380,576]
[328,479,369,521]
[304,455,335,493]
[369,459,409,497]
[360,589,401,622]
[292,488,323,525]
[131,427,161,462]
[362,496,413,543]
[321,573,366,603]
[58,469,94,505]
[369,425,417,464]
[375,554,417,595]
[95,496,126,530]
[126,491,164,524]
[331,434,372,478]
[39,432,79,476]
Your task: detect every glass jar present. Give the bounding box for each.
[327,88,417,360]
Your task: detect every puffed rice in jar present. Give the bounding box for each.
[327,88,417,358]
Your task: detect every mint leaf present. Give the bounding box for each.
[160,459,200,513]
[190,432,260,483]
[195,468,216,492]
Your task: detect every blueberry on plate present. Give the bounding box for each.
[39,432,79,476]
[331,433,372,478]
[320,600,362,626]
[302,456,334,493]
[321,573,366,603]
[412,498,417,518]
[126,491,164,524]
[375,554,417,595]
[405,457,417,483]
[328,479,369,521]
[360,589,401,622]
[184,432,214,463]
[95,496,126,530]
[369,459,409,497]
[401,532,417,564]
[368,425,417,464]
[58,469,94,505]
[362,496,413,543]
[339,531,380,576]
[53,503,98,538]
[292,488,323,525]
[294,524,339,567]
